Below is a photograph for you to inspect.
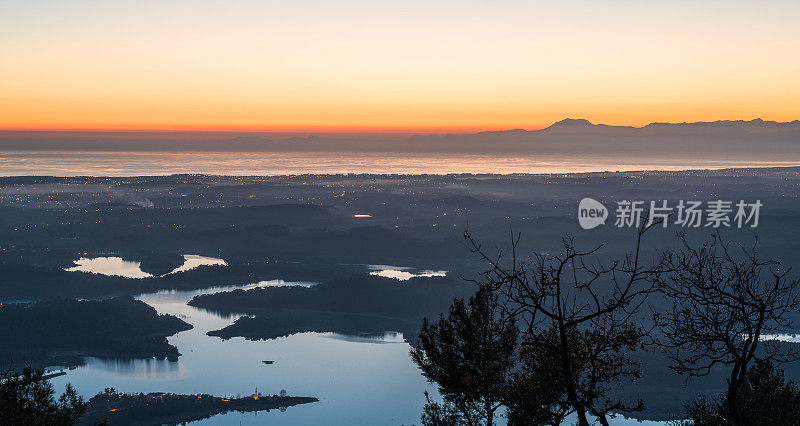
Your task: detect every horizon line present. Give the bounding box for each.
[0,117,796,135]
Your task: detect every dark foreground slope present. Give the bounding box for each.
[0,296,191,368]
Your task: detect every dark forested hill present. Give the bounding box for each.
[0,296,191,368]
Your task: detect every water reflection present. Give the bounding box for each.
[65,257,152,279]
[168,255,227,274]
[760,334,800,342]
[3,151,800,177]
[324,332,406,344]
[368,265,447,281]
[50,280,435,425]
[46,276,667,425]
[244,279,315,289]
[64,254,228,278]
[78,357,185,379]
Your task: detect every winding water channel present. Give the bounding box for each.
[51,281,434,424]
[51,256,667,425]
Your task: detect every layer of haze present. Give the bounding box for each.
[1,0,799,131]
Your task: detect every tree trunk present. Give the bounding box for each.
[558,335,589,426]
[574,406,590,426]
[726,364,743,426]
[587,406,610,426]
[557,322,589,426]
[726,381,741,426]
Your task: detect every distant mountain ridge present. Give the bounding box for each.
[483,117,800,134]
[0,118,798,157]
[401,118,800,156]
[555,117,800,129]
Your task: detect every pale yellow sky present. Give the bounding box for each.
[1,0,798,131]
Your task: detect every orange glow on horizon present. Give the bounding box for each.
[0,124,549,134]
[2,1,798,133]
[1,112,796,134]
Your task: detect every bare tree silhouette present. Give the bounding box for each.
[654,232,800,426]
[465,222,666,426]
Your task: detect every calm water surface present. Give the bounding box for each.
[64,254,226,278]
[54,259,668,424]
[65,257,154,279]
[3,151,800,176]
[368,265,448,281]
[50,281,434,425]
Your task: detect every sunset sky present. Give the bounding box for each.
[1,0,798,132]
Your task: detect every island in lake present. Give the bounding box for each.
[80,388,318,425]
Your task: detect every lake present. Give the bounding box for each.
[49,281,435,425]
[53,257,668,424]
[368,264,448,281]
[64,254,227,278]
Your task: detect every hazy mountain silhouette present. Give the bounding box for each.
[0,119,798,156]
